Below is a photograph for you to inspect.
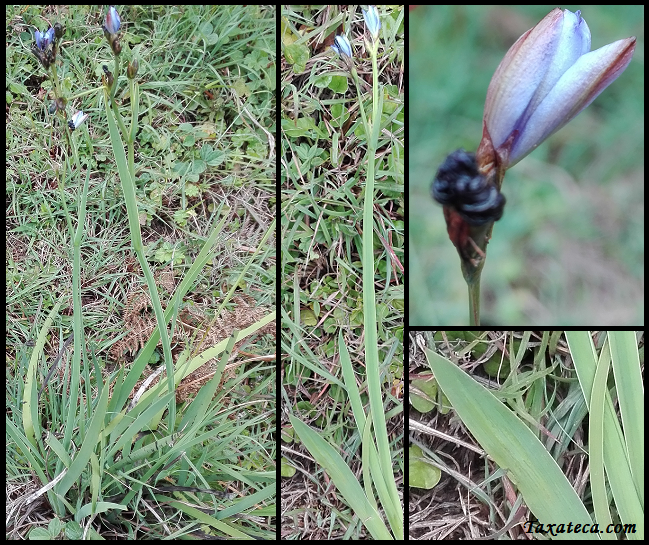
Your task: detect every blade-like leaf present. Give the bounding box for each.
[427,349,598,540]
[289,416,393,540]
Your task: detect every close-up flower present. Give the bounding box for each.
[410,6,642,326]
[480,8,636,172]
[31,26,56,69]
[34,27,54,51]
[433,7,637,324]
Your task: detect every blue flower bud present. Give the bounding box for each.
[105,6,121,35]
[331,35,353,60]
[362,6,381,43]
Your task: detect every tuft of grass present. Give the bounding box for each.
[7,5,276,539]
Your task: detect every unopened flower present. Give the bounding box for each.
[479,8,636,170]
[103,6,122,56]
[363,5,381,44]
[127,58,139,79]
[104,6,121,35]
[68,110,89,131]
[48,97,67,114]
[332,34,353,60]
[431,8,637,324]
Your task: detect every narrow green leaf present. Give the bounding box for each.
[289,415,393,540]
[427,349,598,540]
[566,332,644,540]
[55,382,110,497]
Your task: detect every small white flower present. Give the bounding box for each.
[363,6,381,43]
[68,110,89,131]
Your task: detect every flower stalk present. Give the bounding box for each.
[328,7,403,538]
[100,7,177,428]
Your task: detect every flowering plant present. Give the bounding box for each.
[282,5,404,540]
[8,6,276,539]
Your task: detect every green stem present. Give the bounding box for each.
[467,276,481,326]
[459,221,493,326]
[351,52,390,477]
[351,41,403,539]
[104,87,176,430]
[366,43,391,476]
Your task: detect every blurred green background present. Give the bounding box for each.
[409,5,644,326]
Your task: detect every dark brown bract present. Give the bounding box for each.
[432,149,505,226]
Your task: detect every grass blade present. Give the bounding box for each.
[289,416,393,540]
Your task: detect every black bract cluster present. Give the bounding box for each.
[432,149,505,226]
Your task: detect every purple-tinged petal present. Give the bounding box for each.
[35,29,44,49]
[105,6,121,34]
[508,37,636,165]
[45,27,55,47]
[35,27,55,50]
[482,8,636,169]
[484,8,564,150]
[525,9,591,116]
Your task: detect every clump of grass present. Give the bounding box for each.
[7,5,276,539]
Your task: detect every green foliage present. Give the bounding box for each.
[409,445,441,489]
[7,4,276,540]
[281,5,405,539]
